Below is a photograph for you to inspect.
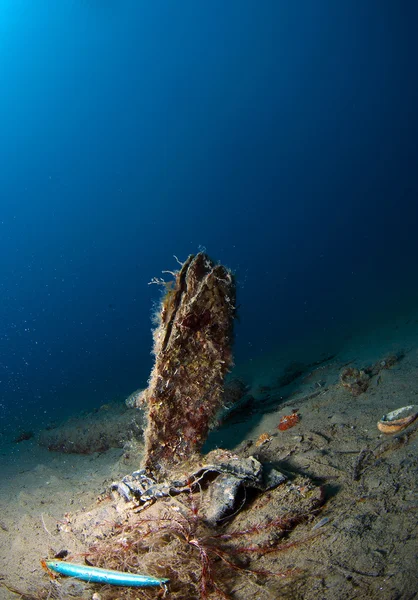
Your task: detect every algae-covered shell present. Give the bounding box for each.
[377,405,418,434]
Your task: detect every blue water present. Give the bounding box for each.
[1,1,417,434]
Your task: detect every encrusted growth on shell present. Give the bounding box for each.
[340,367,370,396]
[142,253,236,479]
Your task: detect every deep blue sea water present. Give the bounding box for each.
[1,1,418,435]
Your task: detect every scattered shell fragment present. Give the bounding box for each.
[312,516,330,531]
[255,432,272,447]
[377,405,418,434]
[278,410,300,431]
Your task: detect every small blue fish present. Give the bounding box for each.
[45,560,169,587]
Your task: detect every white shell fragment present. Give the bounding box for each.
[381,405,415,422]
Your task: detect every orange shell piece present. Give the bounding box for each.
[255,432,272,447]
[377,412,417,434]
[278,412,300,431]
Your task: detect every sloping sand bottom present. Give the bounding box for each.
[1,314,417,599]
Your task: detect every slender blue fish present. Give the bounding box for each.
[45,560,169,587]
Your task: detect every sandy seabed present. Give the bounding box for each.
[1,314,417,600]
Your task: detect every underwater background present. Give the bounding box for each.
[1,1,418,434]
